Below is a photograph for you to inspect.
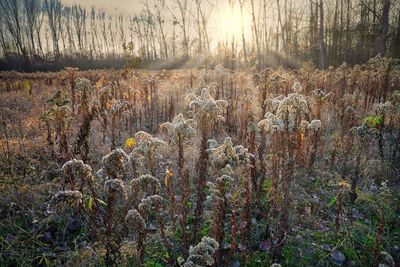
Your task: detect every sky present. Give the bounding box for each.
[61,0,256,42]
[62,0,143,14]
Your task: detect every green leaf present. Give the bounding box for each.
[88,196,94,211]
[373,116,383,127]
[328,195,337,207]
[364,115,373,124]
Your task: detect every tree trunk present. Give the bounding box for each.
[380,0,390,56]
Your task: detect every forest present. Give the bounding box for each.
[0,0,399,71]
[0,0,400,267]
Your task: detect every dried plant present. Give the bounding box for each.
[40,91,72,162]
[372,181,391,267]
[179,236,219,267]
[186,87,228,242]
[61,158,93,191]
[73,78,99,163]
[47,148,164,265]
[258,82,316,260]
[130,131,168,176]
[334,179,351,233]
[160,113,196,249]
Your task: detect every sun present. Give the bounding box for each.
[218,3,251,40]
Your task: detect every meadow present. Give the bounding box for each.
[0,57,399,266]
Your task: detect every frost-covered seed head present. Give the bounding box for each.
[110,100,131,114]
[75,78,95,95]
[183,236,219,266]
[258,112,284,133]
[102,148,129,179]
[47,190,83,213]
[125,209,146,233]
[104,179,125,197]
[130,174,161,195]
[160,113,196,142]
[209,137,249,169]
[132,131,168,156]
[138,195,165,213]
[292,82,302,93]
[374,102,392,116]
[351,124,377,141]
[186,88,228,123]
[308,120,322,132]
[62,159,92,181]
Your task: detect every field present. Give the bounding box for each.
[0,58,400,266]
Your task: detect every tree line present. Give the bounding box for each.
[0,0,399,71]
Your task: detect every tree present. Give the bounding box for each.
[152,0,169,60]
[319,0,326,69]
[0,0,27,58]
[23,0,41,56]
[44,0,63,56]
[72,4,86,53]
[176,0,190,58]
[380,0,391,56]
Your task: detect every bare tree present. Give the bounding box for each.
[90,7,100,56]
[99,10,109,55]
[251,0,261,67]
[175,0,190,58]
[380,0,391,55]
[72,4,86,53]
[23,0,41,56]
[152,0,169,59]
[0,14,10,57]
[319,0,326,69]
[43,0,63,56]
[0,0,27,57]
[35,6,45,57]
